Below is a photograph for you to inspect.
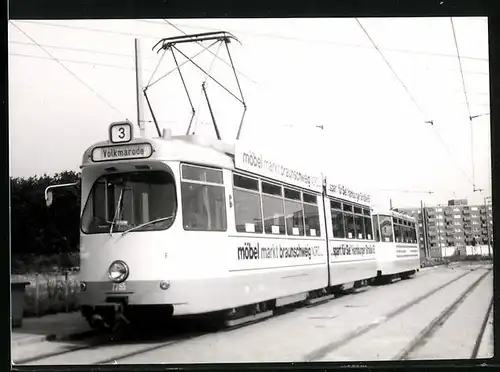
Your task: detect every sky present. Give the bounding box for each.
[8,17,491,210]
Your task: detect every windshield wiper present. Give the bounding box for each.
[121,216,175,236]
[109,188,125,236]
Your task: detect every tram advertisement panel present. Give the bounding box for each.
[328,241,376,263]
[229,238,327,271]
[324,177,371,206]
[234,142,323,193]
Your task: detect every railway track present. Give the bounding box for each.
[304,264,493,361]
[15,263,492,365]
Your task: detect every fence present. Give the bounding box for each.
[11,271,80,317]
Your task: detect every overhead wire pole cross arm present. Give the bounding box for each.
[144,29,248,140]
[152,31,241,52]
[163,20,258,86]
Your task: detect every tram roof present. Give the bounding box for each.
[81,134,236,169]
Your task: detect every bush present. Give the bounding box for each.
[11,253,80,274]
[12,271,80,317]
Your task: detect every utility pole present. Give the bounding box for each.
[436,204,443,259]
[134,38,146,137]
[421,200,430,260]
[485,196,492,258]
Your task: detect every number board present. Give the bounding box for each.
[109,121,133,144]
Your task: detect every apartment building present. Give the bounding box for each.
[396,198,493,260]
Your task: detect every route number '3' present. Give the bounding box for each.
[109,122,132,143]
[112,283,127,292]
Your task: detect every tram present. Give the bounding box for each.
[43,120,422,330]
[372,208,421,282]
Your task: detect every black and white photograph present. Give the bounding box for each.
[9,15,494,366]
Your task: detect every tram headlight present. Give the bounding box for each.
[108,260,129,283]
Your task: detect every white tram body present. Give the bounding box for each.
[63,121,417,328]
[323,178,377,287]
[372,209,421,278]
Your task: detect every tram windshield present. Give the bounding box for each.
[81,171,176,234]
[378,215,394,242]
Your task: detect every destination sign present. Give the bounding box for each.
[91,143,153,162]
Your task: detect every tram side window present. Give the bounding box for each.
[379,215,394,242]
[232,174,263,234]
[181,164,227,231]
[411,222,417,243]
[372,215,381,242]
[330,200,345,239]
[284,188,305,236]
[343,203,355,239]
[364,209,373,240]
[303,192,321,237]
[354,207,365,239]
[393,219,402,243]
[261,181,285,235]
[406,224,412,243]
[401,224,409,243]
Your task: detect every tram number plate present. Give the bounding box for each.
[112,283,127,292]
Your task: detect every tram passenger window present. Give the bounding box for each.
[284,188,304,236]
[354,214,365,239]
[331,209,345,238]
[181,164,223,184]
[402,225,409,243]
[378,215,394,242]
[394,223,402,243]
[344,213,355,239]
[233,174,263,234]
[343,204,353,213]
[261,182,285,235]
[331,200,342,210]
[303,192,321,237]
[181,183,227,231]
[411,224,417,243]
[372,216,381,242]
[364,216,373,240]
